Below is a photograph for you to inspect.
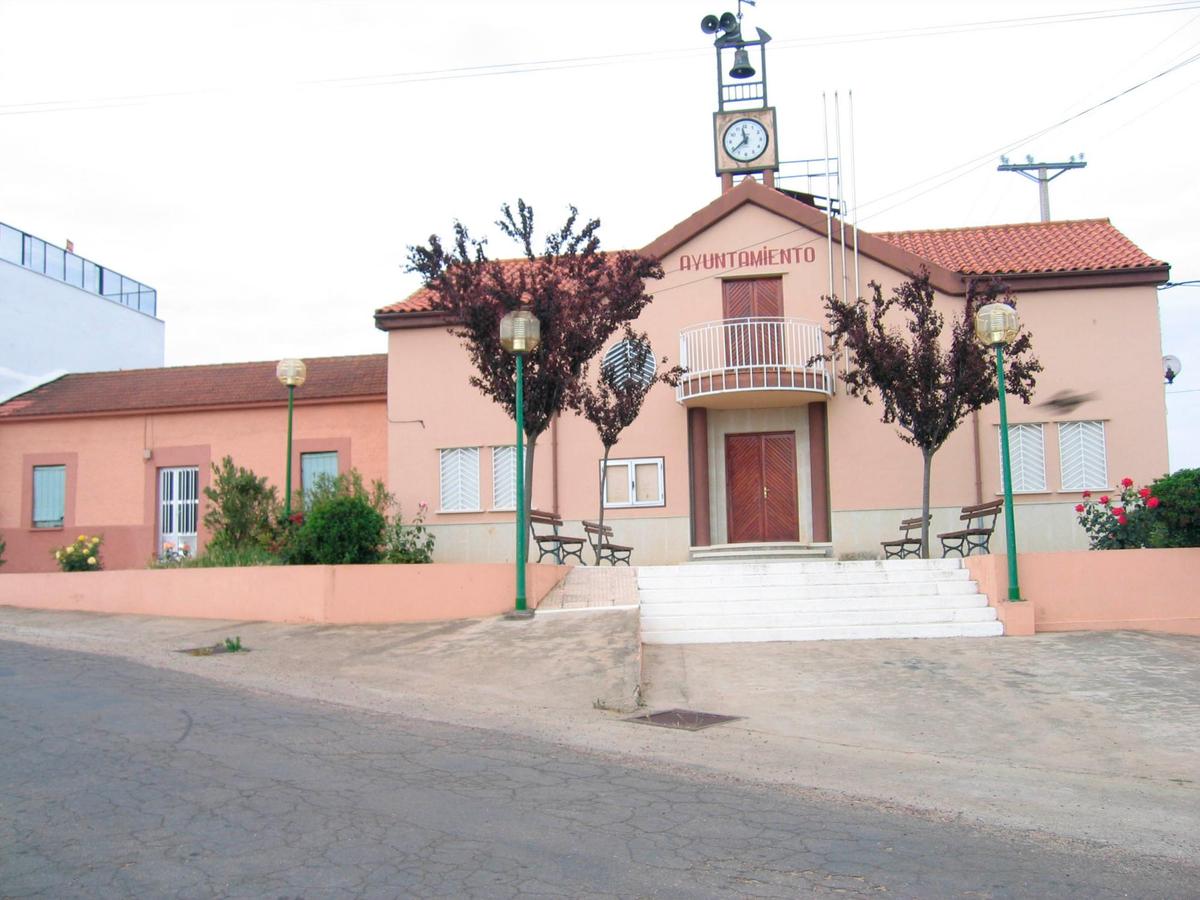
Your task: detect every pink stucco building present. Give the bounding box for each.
[376,180,1170,565]
[0,355,386,571]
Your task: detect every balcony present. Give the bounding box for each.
[677,317,831,407]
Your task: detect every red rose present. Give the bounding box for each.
[1074,504,1085,513]
[1121,477,1134,488]
[1148,497,1160,509]
[1081,490,1091,498]
[1117,514,1128,525]
[1139,487,1151,498]
[1111,507,1124,516]
[1099,496,1110,505]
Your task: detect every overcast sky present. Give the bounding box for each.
[1,0,1197,469]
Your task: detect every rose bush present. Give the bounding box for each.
[53,534,103,571]
[1075,479,1158,550]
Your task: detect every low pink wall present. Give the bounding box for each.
[966,549,1200,636]
[0,563,568,624]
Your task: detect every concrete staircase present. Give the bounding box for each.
[688,542,833,563]
[638,558,1003,644]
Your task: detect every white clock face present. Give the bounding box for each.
[723,118,769,162]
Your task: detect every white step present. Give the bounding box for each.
[641,621,1005,644]
[637,593,990,616]
[636,558,1003,644]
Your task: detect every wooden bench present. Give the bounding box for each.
[938,499,1004,557]
[582,520,633,566]
[881,514,930,560]
[529,510,586,565]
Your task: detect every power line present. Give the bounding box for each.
[2,2,1198,117]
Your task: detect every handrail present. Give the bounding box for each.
[677,317,831,401]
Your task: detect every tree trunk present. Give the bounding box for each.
[920,448,934,559]
[595,446,612,564]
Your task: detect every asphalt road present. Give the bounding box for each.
[2,640,1197,899]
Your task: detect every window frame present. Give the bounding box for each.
[300,450,341,503]
[157,466,200,555]
[600,456,666,509]
[439,446,481,513]
[31,464,67,529]
[491,445,517,511]
[1057,420,1109,492]
[1000,422,1047,494]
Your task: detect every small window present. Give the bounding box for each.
[159,466,200,555]
[601,457,665,508]
[1058,421,1108,491]
[439,447,480,512]
[492,446,516,510]
[32,465,66,528]
[1002,424,1046,493]
[301,451,339,502]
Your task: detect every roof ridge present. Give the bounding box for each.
[53,352,387,380]
[878,218,1113,237]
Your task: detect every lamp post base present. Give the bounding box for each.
[504,609,536,621]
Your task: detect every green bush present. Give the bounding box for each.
[284,494,386,565]
[0,533,6,567]
[53,534,103,571]
[203,456,280,552]
[1148,468,1200,548]
[184,545,281,568]
[383,502,435,564]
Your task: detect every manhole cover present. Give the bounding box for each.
[625,708,740,731]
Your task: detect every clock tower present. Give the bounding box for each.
[700,5,778,192]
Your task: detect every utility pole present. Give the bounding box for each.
[997,154,1087,222]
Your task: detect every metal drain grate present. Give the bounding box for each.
[625,708,740,731]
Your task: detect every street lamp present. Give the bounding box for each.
[499,309,541,616]
[975,303,1023,602]
[276,358,307,520]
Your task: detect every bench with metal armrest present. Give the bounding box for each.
[582,520,633,566]
[528,509,586,565]
[881,514,930,559]
[938,499,1004,557]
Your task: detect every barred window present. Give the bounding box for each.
[439,447,480,512]
[1059,421,1108,491]
[1002,423,1046,493]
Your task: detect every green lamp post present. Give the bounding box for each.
[500,309,541,617]
[276,358,307,520]
[975,303,1023,602]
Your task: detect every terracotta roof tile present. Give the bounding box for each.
[0,354,386,420]
[873,219,1164,276]
[378,259,534,315]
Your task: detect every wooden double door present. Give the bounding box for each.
[725,431,800,544]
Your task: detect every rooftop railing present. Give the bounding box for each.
[0,221,157,318]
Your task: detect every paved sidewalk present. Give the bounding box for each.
[1,603,1198,864]
[535,566,639,611]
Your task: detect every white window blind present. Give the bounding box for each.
[1059,421,1108,491]
[439,447,480,511]
[492,446,516,510]
[32,465,66,528]
[1003,423,1046,493]
[301,451,339,499]
[601,458,665,508]
[158,467,199,554]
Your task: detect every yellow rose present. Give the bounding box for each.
[77,535,86,542]
[87,557,96,566]
[55,550,62,559]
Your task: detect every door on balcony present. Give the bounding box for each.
[725,431,799,543]
[723,277,784,368]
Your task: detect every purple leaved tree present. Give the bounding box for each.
[579,327,684,563]
[821,271,1042,557]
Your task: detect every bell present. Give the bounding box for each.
[729,48,755,79]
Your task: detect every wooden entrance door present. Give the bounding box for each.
[725,431,800,543]
[722,278,784,367]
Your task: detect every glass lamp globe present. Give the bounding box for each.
[276,358,308,387]
[499,309,541,354]
[974,303,1020,347]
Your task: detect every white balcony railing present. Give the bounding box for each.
[677,317,831,403]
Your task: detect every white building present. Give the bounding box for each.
[0,220,165,401]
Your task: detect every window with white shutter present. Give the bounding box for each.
[492,446,516,510]
[158,466,199,554]
[1001,423,1046,493]
[1058,421,1108,491]
[439,447,480,512]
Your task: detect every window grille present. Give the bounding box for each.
[1059,421,1108,491]
[439,447,480,511]
[1002,424,1046,493]
[158,466,199,554]
[492,446,516,510]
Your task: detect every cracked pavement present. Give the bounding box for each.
[3,640,1199,898]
